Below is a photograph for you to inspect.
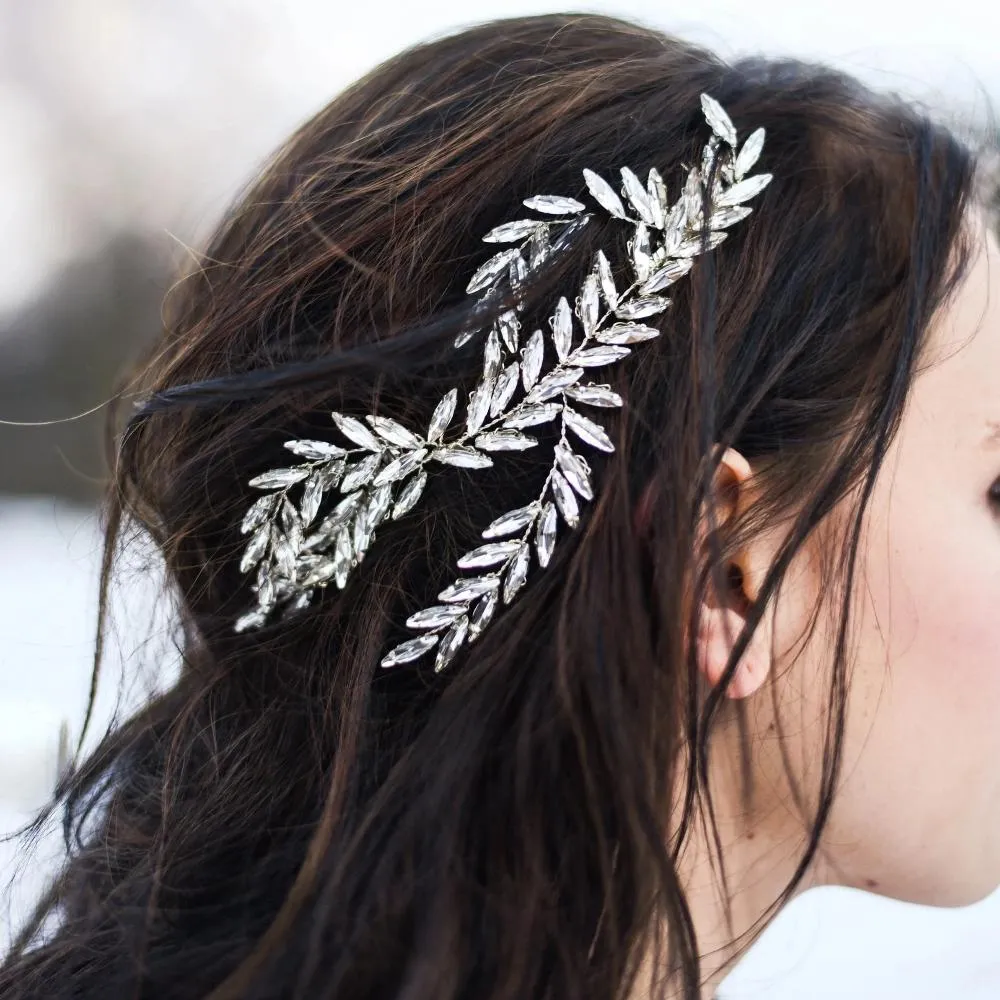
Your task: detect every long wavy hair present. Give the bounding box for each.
[0,13,977,1000]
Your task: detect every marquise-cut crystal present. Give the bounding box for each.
[577,273,600,336]
[474,430,537,452]
[555,442,593,500]
[535,502,557,567]
[595,323,659,345]
[284,439,346,460]
[550,470,580,527]
[457,540,522,569]
[567,345,630,367]
[502,543,531,603]
[248,467,310,490]
[498,310,521,352]
[432,446,493,470]
[392,470,427,518]
[434,616,469,672]
[551,296,573,361]
[428,389,458,443]
[299,477,323,526]
[502,403,560,429]
[583,168,625,218]
[563,405,614,453]
[482,502,539,539]
[241,493,279,534]
[482,219,543,243]
[240,525,271,573]
[332,413,383,451]
[522,194,586,215]
[341,453,381,493]
[564,383,623,408]
[367,415,421,448]
[467,589,499,640]
[374,448,427,487]
[406,604,468,630]
[467,379,495,435]
[381,632,440,669]
[466,247,520,294]
[520,329,544,390]
[490,362,520,417]
[525,367,583,403]
[438,575,500,604]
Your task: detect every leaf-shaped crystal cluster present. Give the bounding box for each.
[235,94,772,671]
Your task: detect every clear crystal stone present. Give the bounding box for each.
[647,167,668,228]
[333,530,353,588]
[555,442,593,500]
[257,564,276,609]
[284,438,346,460]
[550,296,573,361]
[502,543,531,603]
[428,389,458,443]
[502,403,561,429]
[535,502,557,567]
[474,430,537,452]
[550,470,580,528]
[700,94,737,146]
[367,483,393,529]
[529,226,550,267]
[522,194,585,215]
[673,231,727,257]
[240,525,272,573]
[595,250,617,308]
[316,459,346,490]
[301,559,338,589]
[482,219,543,243]
[331,413,382,451]
[438,575,500,604]
[620,167,655,225]
[272,533,296,578]
[614,296,670,320]
[566,345,631,367]
[367,415,421,448]
[329,491,361,526]
[353,507,372,560]
[300,477,323,526]
[406,604,468,630]
[563,405,614,453]
[595,323,660,345]
[434,616,469,672]
[466,248,521,294]
[639,258,693,294]
[381,632,440,669]
[520,329,544,390]
[734,127,765,180]
[467,589,499,640]
[467,378,495,434]
[393,470,427,518]
[583,168,625,218]
[564,384,623,408]
[491,362,520,417]
[483,328,503,381]
[482,502,540,539]
[374,448,427,487]
[341,454,382,494]
[498,310,521,352]
[525,367,583,403]
[431,446,493,470]
[241,493,279,534]
[235,610,268,633]
[577,273,601,336]
[248,467,310,490]
[457,540,522,569]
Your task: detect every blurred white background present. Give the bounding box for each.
[0,2,998,996]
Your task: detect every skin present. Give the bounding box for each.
[643,217,1000,999]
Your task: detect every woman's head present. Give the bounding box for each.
[3,12,989,1000]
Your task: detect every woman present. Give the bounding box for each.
[2,12,997,1000]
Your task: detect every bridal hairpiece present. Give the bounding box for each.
[234,94,771,671]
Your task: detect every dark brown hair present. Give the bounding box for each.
[1,13,976,1000]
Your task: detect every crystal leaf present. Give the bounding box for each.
[647,167,668,229]
[367,483,393,529]
[466,247,521,294]
[701,93,737,146]
[567,345,631,367]
[550,469,580,528]
[683,167,704,225]
[333,530,353,588]
[353,507,372,560]
[509,253,528,288]
[434,616,470,672]
[248,467,310,490]
[484,328,502,381]
[520,329,544,391]
[241,493,279,534]
[475,430,537,452]
[522,194,586,215]
[529,226,551,267]
[583,167,626,218]
[701,135,721,179]
[467,589,499,640]
[457,540,523,569]
[257,564,276,609]
[240,525,272,573]
[525,367,584,403]
[595,323,659,345]
[428,389,458,443]
[564,383,623,408]
[439,575,500,604]
[284,439,346,460]
[392,470,427,519]
[710,205,753,229]
[374,448,427,487]
[662,199,688,254]
[316,459,346,490]
[630,222,653,282]
[563,405,614,453]
[716,173,772,207]
[300,477,324,526]
[235,610,268,633]
[502,543,531,603]
[498,310,520,352]
[285,590,313,614]
[551,296,573,361]
[453,328,477,349]
[467,379,494,435]
[431,446,494,470]
[381,632,440,669]
[490,362,520,417]
[595,250,618,308]
[503,403,561,429]
[620,167,656,226]
[331,413,382,451]
[673,231,727,257]
[482,219,543,243]
[280,496,300,533]
[614,296,671,320]
[341,453,381,493]
[535,502,557,567]
[329,491,361,527]
[577,273,600,337]
[406,604,468,630]
[639,258,693,294]
[483,502,540,539]
[366,415,422,449]
[555,441,594,500]
[273,533,297,578]
[734,127,765,180]
[301,559,337,589]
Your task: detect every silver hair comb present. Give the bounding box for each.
[234,94,771,671]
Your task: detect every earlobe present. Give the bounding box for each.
[696,602,770,699]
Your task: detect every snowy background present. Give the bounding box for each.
[0,2,998,996]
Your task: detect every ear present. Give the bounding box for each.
[694,448,773,700]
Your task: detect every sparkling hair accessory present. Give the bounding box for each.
[234,94,772,671]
